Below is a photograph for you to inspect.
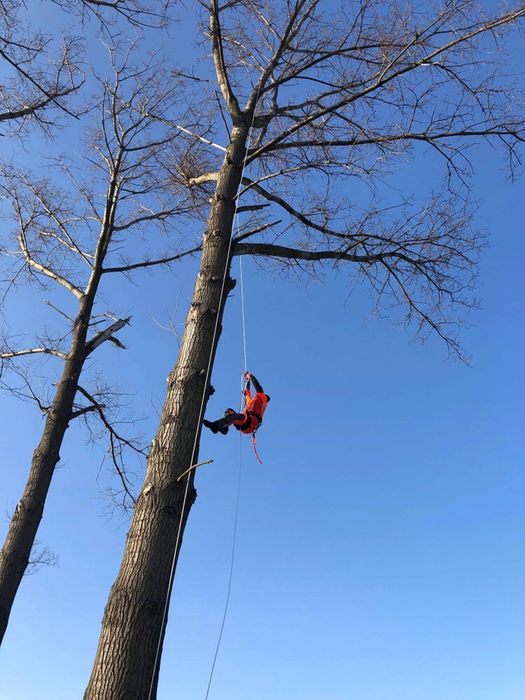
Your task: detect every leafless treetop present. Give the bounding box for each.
[171,0,525,359]
[0,0,84,134]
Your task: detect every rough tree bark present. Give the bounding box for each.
[84,121,249,700]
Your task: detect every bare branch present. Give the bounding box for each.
[234,241,373,263]
[26,541,59,577]
[186,172,221,186]
[232,219,282,244]
[84,318,131,357]
[18,227,84,299]
[54,0,172,30]
[42,300,75,323]
[0,44,82,120]
[112,207,185,233]
[138,110,227,152]
[210,0,242,120]
[236,203,270,214]
[241,178,347,239]
[248,126,525,160]
[0,7,84,135]
[102,244,203,274]
[248,0,318,109]
[0,348,67,361]
[76,385,143,505]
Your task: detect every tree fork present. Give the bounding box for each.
[85,124,250,699]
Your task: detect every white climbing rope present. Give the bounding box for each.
[239,255,249,374]
[147,88,261,699]
[203,436,243,700]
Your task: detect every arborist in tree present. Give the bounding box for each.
[203,371,270,436]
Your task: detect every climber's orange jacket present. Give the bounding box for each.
[233,385,269,435]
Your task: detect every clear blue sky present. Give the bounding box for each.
[1,3,524,699]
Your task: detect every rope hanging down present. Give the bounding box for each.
[239,255,249,374]
[147,97,261,699]
[238,236,263,464]
[204,435,243,700]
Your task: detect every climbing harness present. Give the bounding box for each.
[232,376,266,462]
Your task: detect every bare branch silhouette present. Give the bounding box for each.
[0,47,199,643]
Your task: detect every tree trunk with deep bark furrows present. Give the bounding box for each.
[84,124,249,699]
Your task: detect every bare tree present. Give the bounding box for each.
[84,1,525,697]
[0,0,84,134]
[0,51,201,644]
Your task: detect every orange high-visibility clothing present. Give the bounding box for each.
[233,387,269,435]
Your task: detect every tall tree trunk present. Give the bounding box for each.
[85,124,249,699]
[0,297,93,644]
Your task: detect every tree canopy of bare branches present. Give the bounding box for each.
[0,49,205,644]
[83,2,525,698]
